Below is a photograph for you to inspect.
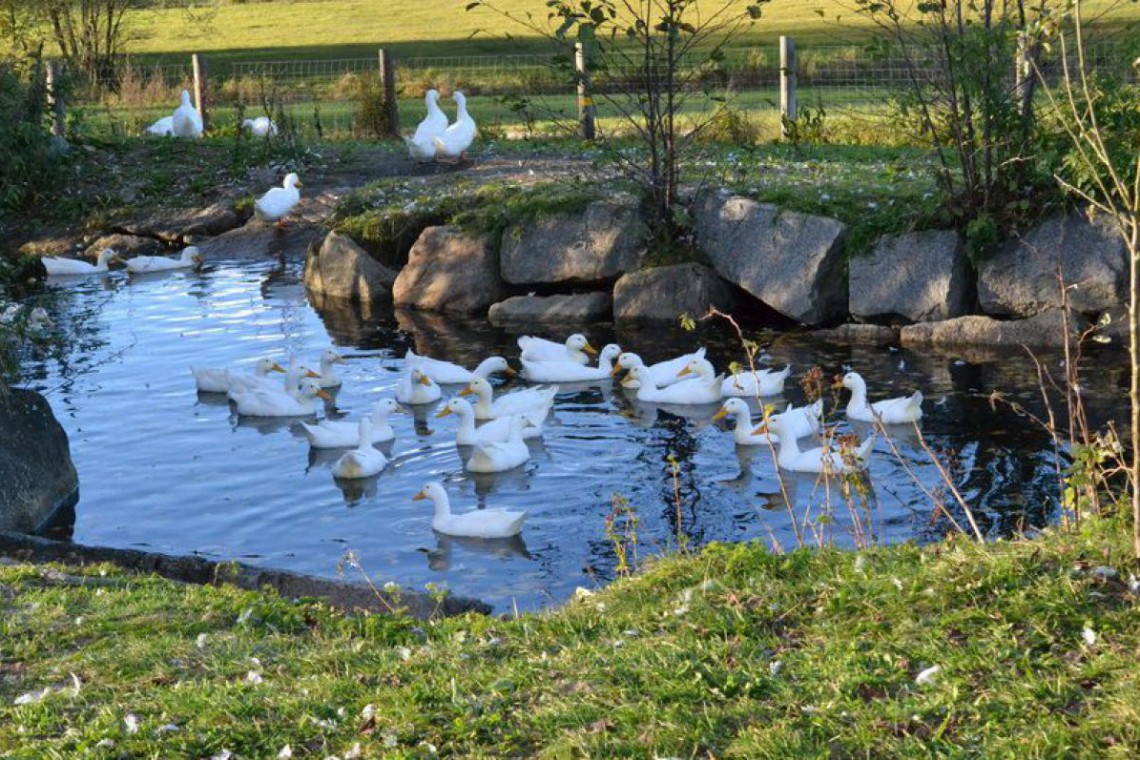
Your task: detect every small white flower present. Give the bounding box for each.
[854,555,865,574]
[156,724,180,734]
[124,714,140,734]
[892,577,904,591]
[344,742,363,759]
[1081,627,1097,646]
[277,746,293,759]
[915,665,941,686]
[1128,574,1140,593]
[769,660,783,676]
[397,647,412,661]
[196,633,208,650]
[95,739,115,749]
[383,733,399,748]
[245,671,263,685]
[360,704,376,721]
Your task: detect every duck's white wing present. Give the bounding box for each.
[871,392,924,424]
[520,358,606,383]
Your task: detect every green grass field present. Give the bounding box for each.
[121,0,1140,69]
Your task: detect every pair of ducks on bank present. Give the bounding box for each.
[406,89,477,161]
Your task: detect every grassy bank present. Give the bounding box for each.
[2,517,1138,756]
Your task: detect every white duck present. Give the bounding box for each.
[521,343,622,383]
[254,173,302,224]
[227,363,317,402]
[753,399,825,441]
[145,116,173,136]
[460,376,556,421]
[518,334,595,366]
[191,357,284,394]
[125,246,202,273]
[414,482,528,538]
[171,90,203,138]
[759,415,874,474]
[331,418,389,479]
[615,348,706,389]
[722,364,792,397]
[432,90,477,160]
[464,416,530,473]
[314,348,345,388]
[404,89,448,161]
[302,398,401,449]
[839,371,924,424]
[627,364,722,405]
[231,377,330,417]
[242,116,278,137]
[713,398,779,446]
[42,248,119,276]
[396,367,442,405]
[405,349,513,384]
[435,397,542,446]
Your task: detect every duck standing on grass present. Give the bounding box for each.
[171,89,203,138]
[254,173,303,227]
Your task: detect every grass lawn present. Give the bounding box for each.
[2,516,1138,756]
[114,0,1140,70]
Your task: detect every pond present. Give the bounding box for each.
[10,254,1130,613]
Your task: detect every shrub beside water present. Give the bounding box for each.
[0,58,62,213]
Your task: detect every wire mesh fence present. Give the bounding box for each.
[58,40,1134,142]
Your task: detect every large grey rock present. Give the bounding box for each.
[0,386,78,533]
[695,190,847,325]
[900,310,1082,348]
[978,210,1127,317]
[488,293,613,324]
[84,233,165,259]
[500,197,647,285]
[114,202,244,244]
[304,231,397,304]
[613,263,734,322]
[195,221,323,262]
[814,323,900,346]
[851,230,970,322]
[394,226,504,315]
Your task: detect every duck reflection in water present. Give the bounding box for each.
[421,532,533,571]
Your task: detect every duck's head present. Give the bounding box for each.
[283,172,302,189]
[453,91,466,107]
[180,89,191,106]
[242,118,254,129]
[299,378,331,401]
[713,398,747,422]
[459,377,491,398]
[752,408,786,437]
[183,246,204,268]
[426,89,440,103]
[411,368,433,387]
[436,397,472,419]
[616,352,643,373]
[257,357,287,374]
[95,248,119,266]
[478,356,515,377]
[597,343,622,363]
[566,333,597,355]
[836,371,863,391]
[373,398,404,419]
[322,348,344,365]
[627,365,651,387]
[413,481,446,502]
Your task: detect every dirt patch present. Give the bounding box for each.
[2,140,596,260]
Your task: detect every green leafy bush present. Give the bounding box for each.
[0,59,62,212]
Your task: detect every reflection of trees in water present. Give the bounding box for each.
[10,279,122,395]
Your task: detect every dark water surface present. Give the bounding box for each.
[12,256,1129,612]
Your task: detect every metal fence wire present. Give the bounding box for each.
[63,40,1133,140]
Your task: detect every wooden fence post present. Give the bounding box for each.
[45,61,66,138]
[779,36,797,135]
[575,41,595,140]
[378,48,399,138]
[192,53,209,133]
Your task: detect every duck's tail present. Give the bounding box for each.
[907,391,925,414]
